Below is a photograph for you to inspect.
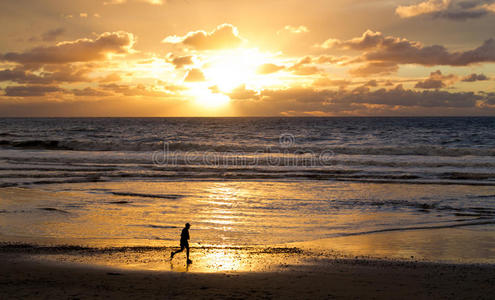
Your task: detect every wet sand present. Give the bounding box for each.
[290,227,495,264]
[1,244,494,299]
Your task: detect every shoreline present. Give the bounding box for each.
[1,245,494,299]
[1,220,494,299]
[2,224,495,265]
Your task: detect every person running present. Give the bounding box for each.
[170,223,192,264]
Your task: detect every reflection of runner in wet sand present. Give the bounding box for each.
[170,223,192,264]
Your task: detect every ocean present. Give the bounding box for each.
[2,117,495,185]
[0,117,494,261]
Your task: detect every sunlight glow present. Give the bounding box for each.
[202,49,268,92]
[189,86,230,107]
[148,59,172,79]
[202,249,242,271]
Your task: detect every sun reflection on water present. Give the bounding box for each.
[198,184,249,229]
[4,180,495,269]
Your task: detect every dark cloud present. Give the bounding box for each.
[349,62,399,77]
[1,31,135,64]
[434,9,488,20]
[184,68,205,82]
[163,24,242,50]
[396,0,495,21]
[260,87,333,104]
[41,28,65,42]
[4,84,111,98]
[99,83,169,97]
[396,0,450,18]
[4,85,64,97]
[0,84,491,116]
[321,30,386,50]
[416,79,445,89]
[366,37,495,66]
[0,65,90,84]
[288,56,321,75]
[341,84,481,107]
[364,80,378,87]
[461,73,489,81]
[98,73,121,82]
[384,80,394,86]
[486,93,495,105]
[312,77,352,88]
[458,0,484,9]
[0,68,49,84]
[226,84,259,100]
[322,30,495,75]
[415,70,458,89]
[230,84,493,116]
[71,87,112,97]
[351,85,371,94]
[232,85,484,112]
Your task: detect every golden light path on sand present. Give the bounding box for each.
[25,227,495,273]
[1,180,495,273]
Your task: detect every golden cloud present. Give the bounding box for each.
[278,25,309,34]
[396,0,495,20]
[396,0,450,18]
[320,29,495,75]
[256,63,285,74]
[184,68,205,82]
[415,70,458,89]
[162,24,243,50]
[1,31,136,64]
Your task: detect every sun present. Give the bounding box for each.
[184,48,279,108]
[189,86,230,108]
[202,48,267,92]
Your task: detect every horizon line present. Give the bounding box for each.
[1,115,495,118]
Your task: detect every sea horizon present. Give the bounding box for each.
[1,115,495,118]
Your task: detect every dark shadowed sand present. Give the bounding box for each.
[1,243,494,299]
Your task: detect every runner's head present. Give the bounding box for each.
[185,223,191,228]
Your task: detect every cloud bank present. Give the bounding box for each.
[1,31,135,64]
[321,29,495,75]
[162,24,243,50]
[396,0,495,20]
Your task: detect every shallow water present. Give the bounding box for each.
[0,180,494,263]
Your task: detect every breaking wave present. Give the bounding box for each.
[2,138,495,157]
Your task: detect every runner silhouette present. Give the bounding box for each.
[170,223,192,264]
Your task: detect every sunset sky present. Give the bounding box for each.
[1,0,495,116]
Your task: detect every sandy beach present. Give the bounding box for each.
[1,118,495,299]
[1,242,494,299]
